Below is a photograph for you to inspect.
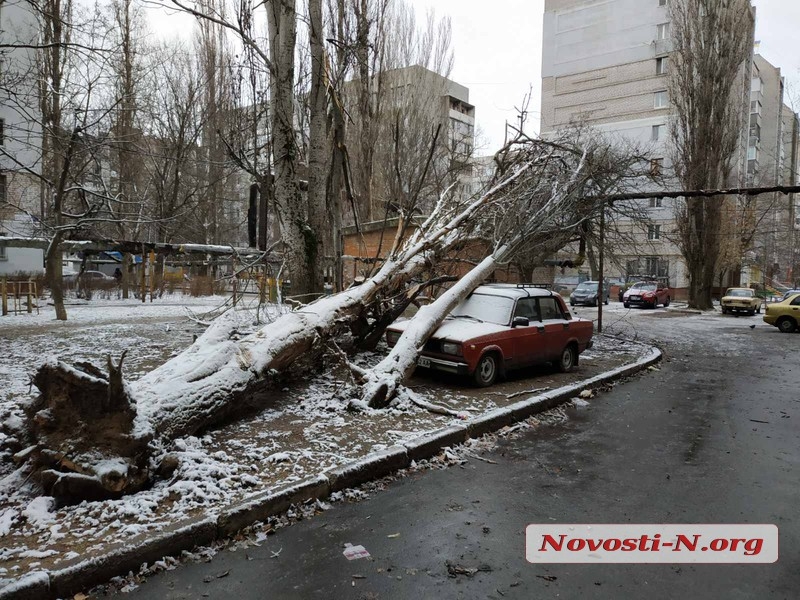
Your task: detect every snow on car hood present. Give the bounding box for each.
[388,317,509,342]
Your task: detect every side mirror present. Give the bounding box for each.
[512,316,530,328]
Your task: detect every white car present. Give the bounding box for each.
[64,270,115,283]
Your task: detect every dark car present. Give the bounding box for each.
[386,284,594,387]
[570,280,610,307]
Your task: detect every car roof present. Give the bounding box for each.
[472,284,556,299]
[725,287,753,292]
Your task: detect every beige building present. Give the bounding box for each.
[540,0,768,294]
[746,55,800,287]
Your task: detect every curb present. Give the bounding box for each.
[0,345,661,599]
[217,474,330,538]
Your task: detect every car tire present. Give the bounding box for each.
[557,345,578,373]
[664,297,670,307]
[756,304,761,314]
[777,317,797,334]
[623,302,630,309]
[721,307,728,314]
[605,297,609,305]
[570,301,575,307]
[749,309,755,316]
[473,353,499,387]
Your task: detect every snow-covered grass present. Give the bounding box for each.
[0,297,648,586]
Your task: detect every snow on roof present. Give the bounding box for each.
[471,284,555,299]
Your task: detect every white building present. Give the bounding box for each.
[0,1,44,275]
[540,0,760,295]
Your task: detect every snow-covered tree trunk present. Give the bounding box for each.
[358,251,504,408]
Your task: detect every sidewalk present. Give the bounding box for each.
[0,302,660,598]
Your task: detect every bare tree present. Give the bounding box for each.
[668,0,755,309]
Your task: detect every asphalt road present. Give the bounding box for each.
[112,308,800,599]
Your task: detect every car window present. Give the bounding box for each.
[514,298,539,322]
[727,289,753,297]
[451,293,515,325]
[792,296,800,306]
[631,283,657,291]
[538,297,564,321]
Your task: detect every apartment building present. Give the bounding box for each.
[746,55,800,286]
[0,1,44,275]
[540,0,764,294]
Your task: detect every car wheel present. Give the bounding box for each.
[623,302,630,308]
[473,353,498,387]
[777,317,797,334]
[570,301,575,307]
[721,307,728,314]
[604,297,609,305]
[749,309,755,316]
[664,296,670,307]
[756,304,761,314]
[557,345,578,373]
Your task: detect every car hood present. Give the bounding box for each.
[388,318,510,342]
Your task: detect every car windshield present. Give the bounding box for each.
[575,282,598,292]
[726,289,753,297]
[450,293,514,325]
[630,283,657,291]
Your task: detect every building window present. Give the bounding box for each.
[659,0,667,5]
[0,119,4,145]
[650,158,664,176]
[657,23,670,40]
[649,197,663,208]
[654,91,668,109]
[0,173,6,204]
[648,224,662,240]
[652,124,665,141]
[656,57,668,75]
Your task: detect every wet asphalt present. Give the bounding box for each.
[112,308,800,599]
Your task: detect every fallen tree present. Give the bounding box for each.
[13,132,650,503]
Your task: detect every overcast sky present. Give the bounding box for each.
[408,0,800,155]
[148,1,800,156]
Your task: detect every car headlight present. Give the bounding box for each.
[441,342,462,356]
[386,331,401,345]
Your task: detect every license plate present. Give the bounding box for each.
[417,356,431,368]
[631,295,641,300]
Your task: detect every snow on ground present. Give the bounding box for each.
[0,295,653,585]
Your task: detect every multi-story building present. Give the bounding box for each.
[540,0,771,295]
[0,1,44,275]
[745,55,800,286]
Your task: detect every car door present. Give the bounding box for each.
[537,296,570,361]
[791,295,800,314]
[511,298,544,368]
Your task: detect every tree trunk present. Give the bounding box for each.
[267,0,315,296]
[45,237,67,321]
[360,252,502,408]
[307,0,328,293]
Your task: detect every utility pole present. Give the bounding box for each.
[597,205,605,334]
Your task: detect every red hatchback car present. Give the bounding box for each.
[385,284,594,387]
[622,280,671,309]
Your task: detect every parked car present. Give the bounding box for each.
[63,270,116,284]
[570,280,610,306]
[763,293,800,333]
[622,280,671,308]
[720,287,761,315]
[782,289,800,301]
[385,284,594,387]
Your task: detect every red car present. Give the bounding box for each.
[622,280,671,309]
[385,284,594,387]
